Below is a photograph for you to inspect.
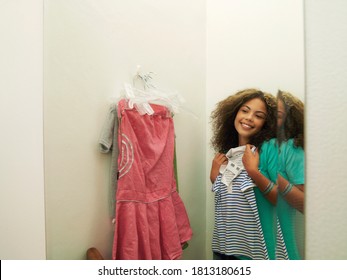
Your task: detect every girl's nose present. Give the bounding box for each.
[245,113,254,121]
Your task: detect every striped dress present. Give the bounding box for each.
[212,171,269,259]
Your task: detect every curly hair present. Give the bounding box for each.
[277,90,304,149]
[210,89,277,153]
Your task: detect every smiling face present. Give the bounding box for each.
[234,97,267,146]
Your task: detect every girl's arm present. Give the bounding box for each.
[277,174,304,213]
[210,153,228,183]
[243,144,277,205]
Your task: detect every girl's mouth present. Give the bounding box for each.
[241,122,253,129]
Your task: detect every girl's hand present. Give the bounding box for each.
[210,153,228,183]
[242,144,259,175]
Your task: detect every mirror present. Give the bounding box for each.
[44,0,305,259]
[276,90,305,259]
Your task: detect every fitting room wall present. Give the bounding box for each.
[44,0,206,260]
[304,0,347,259]
[2,0,347,260]
[0,0,46,259]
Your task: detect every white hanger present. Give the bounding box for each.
[121,65,197,118]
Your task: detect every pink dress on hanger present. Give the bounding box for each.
[112,99,192,260]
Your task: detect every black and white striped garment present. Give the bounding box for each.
[212,172,269,259]
[276,218,289,260]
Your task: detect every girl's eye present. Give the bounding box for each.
[256,114,265,119]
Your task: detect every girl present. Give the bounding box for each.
[209,89,279,260]
[243,90,304,259]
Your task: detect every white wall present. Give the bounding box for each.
[0,0,46,259]
[305,0,347,260]
[44,0,206,260]
[205,0,305,259]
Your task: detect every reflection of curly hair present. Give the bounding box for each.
[277,90,304,149]
[210,89,277,153]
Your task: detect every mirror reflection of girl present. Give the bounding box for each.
[243,90,304,260]
[277,90,305,259]
[276,90,304,213]
[209,89,285,260]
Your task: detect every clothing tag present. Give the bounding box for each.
[222,161,243,193]
[227,161,243,176]
[220,146,246,193]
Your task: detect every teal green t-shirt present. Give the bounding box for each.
[256,139,278,260]
[256,139,305,260]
